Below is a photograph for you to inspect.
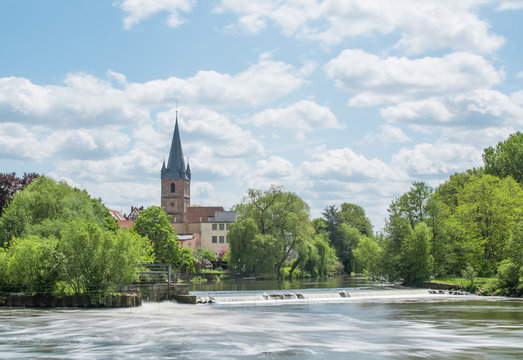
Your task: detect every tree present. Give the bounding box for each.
[483,132,523,185]
[0,176,114,248]
[228,218,259,275]
[179,248,195,274]
[131,206,180,265]
[398,222,433,285]
[338,203,373,237]
[0,177,150,301]
[393,182,433,229]
[354,236,383,279]
[59,221,148,300]
[193,248,217,267]
[233,186,314,276]
[497,260,520,289]
[0,172,38,216]
[455,174,523,275]
[6,236,61,294]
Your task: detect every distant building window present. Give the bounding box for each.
[212,224,217,230]
[188,242,191,247]
[219,236,225,243]
[212,236,217,243]
[219,224,225,230]
[171,183,175,193]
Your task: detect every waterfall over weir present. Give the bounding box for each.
[195,288,437,304]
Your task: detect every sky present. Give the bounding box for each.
[1,0,522,230]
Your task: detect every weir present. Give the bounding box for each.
[194,288,442,304]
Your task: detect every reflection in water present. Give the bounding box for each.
[1,286,522,359]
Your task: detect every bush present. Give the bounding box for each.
[497,260,520,289]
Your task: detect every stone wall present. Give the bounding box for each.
[0,293,141,308]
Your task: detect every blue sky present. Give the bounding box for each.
[1,0,522,229]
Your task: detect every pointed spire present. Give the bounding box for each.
[186,160,191,181]
[161,111,189,179]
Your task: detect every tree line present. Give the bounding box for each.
[225,132,522,294]
[0,176,194,303]
[1,132,521,296]
[352,132,522,294]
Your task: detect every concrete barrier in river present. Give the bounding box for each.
[0,293,142,308]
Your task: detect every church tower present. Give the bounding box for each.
[161,113,191,223]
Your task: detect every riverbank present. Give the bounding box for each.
[423,280,523,297]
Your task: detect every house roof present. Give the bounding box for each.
[108,209,126,221]
[117,220,135,229]
[186,206,225,223]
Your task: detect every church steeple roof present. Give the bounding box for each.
[161,113,189,180]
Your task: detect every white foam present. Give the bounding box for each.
[199,288,436,305]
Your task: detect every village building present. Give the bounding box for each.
[110,115,236,252]
[161,114,237,251]
[110,113,236,253]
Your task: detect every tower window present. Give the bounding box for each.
[171,183,175,193]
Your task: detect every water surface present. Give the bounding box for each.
[1,291,522,359]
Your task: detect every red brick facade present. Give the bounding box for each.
[161,177,190,223]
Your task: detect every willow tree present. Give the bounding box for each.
[232,186,315,277]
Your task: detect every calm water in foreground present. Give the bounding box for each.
[1,278,522,359]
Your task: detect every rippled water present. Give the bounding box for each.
[1,291,522,359]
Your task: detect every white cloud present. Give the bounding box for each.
[0,74,147,128]
[325,50,503,106]
[392,143,482,176]
[186,145,251,181]
[216,0,504,54]
[301,146,406,182]
[363,124,411,144]
[497,0,523,10]
[247,100,343,132]
[54,150,161,182]
[0,123,46,161]
[382,89,523,128]
[0,57,305,131]
[158,107,265,158]
[255,156,294,178]
[126,56,305,107]
[117,0,196,29]
[381,99,454,124]
[192,182,216,201]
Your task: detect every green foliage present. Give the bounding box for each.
[399,222,433,285]
[321,203,373,274]
[193,248,217,263]
[455,174,522,275]
[483,131,523,184]
[131,206,180,265]
[233,186,316,276]
[0,172,38,216]
[6,236,60,294]
[461,265,477,286]
[497,260,521,289]
[338,203,373,237]
[179,248,196,274]
[0,177,149,302]
[59,221,148,301]
[0,176,113,247]
[354,236,383,279]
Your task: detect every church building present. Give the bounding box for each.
[161,114,237,252]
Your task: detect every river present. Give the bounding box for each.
[1,278,522,359]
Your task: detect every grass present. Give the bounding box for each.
[431,277,496,286]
